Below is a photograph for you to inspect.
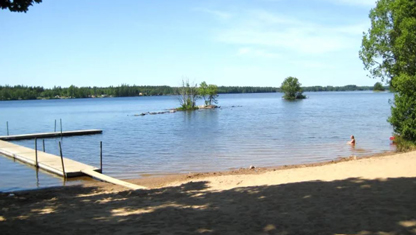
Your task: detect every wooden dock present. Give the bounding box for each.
[0,140,145,190]
[0,129,103,141]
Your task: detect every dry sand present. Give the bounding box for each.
[1,151,416,235]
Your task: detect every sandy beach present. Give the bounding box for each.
[1,151,416,235]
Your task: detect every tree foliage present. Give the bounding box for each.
[199,81,218,106]
[177,79,199,110]
[280,77,306,100]
[373,82,385,91]
[359,0,416,84]
[0,0,42,12]
[217,86,277,93]
[360,0,416,144]
[388,74,416,141]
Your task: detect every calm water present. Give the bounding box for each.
[0,92,394,192]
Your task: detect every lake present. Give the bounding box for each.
[0,91,395,192]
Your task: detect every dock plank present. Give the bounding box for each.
[0,129,103,141]
[0,140,98,177]
[82,169,146,190]
[0,140,147,189]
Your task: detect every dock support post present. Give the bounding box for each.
[59,141,66,178]
[6,121,9,136]
[100,141,103,173]
[54,120,56,132]
[60,119,62,136]
[35,138,39,168]
[42,139,45,152]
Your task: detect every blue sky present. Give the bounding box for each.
[0,0,380,88]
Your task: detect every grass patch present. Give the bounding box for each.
[176,106,199,111]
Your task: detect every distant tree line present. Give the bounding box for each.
[0,84,389,101]
[300,85,383,92]
[217,86,277,93]
[0,85,174,100]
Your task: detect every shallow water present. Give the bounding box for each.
[0,91,395,192]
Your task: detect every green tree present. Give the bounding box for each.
[199,81,209,105]
[280,77,306,100]
[373,82,385,91]
[0,0,42,12]
[359,0,416,84]
[199,81,218,106]
[359,0,416,144]
[388,74,416,142]
[67,85,76,98]
[178,79,199,110]
[207,84,218,105]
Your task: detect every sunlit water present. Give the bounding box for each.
[0,92,394,192]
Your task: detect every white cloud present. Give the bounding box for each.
[216,10,366,55]
[327,0,376,7]
[292,60,334,69]
[193,8,232,20]
[238,47,280,58]
[334,22,370,35]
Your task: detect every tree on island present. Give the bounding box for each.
[280,77,306,100]
[373,82,385,91]
[199,81,218,106]
[177,79,199,110]
[0,0,42,12]
[359,0,416,148]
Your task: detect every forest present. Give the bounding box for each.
[0,84,387,101]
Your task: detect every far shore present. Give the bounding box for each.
[1,150,415,234]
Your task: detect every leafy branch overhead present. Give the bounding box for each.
[359,0,416,84]
[0,0,42,12]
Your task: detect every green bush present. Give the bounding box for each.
[388,74,416,144]
[393,135,416,152]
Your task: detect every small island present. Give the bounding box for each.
[176,80,219,111]
[281,76,306,100]
[373,82,386,92]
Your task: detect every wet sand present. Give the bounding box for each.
[1,151,416,235]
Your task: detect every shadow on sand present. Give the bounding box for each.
[1,177,416,235]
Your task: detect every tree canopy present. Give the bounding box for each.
[199,81,218,106]
[359,0,416,85]
[360,0,416,145]
[177,79,199,110]
[0,0,42,12]
[280,77,306,100]
[373,82,385,91]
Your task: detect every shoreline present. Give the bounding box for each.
[1,150,398,193]
[127,150,400,189]
[2,150,415,234]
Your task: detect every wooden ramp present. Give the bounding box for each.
[0,129,103,141]
[0,140,146,190]
[82,169,146,190]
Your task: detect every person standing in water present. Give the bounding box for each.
[348,135,356,145]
